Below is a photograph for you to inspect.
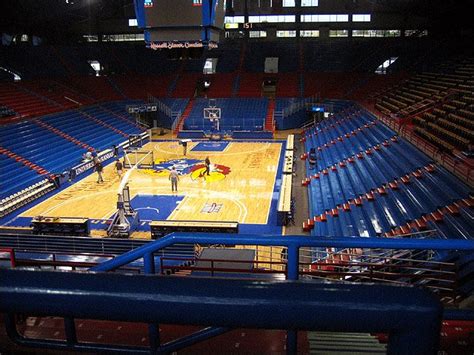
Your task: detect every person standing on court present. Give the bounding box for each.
[169,166,179,192]
[204,156,211,176]
[181,140,188,156]
[115,159,124,179]
[95,160,104,183]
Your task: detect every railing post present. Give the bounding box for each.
[287,245,299,280]
[143,253,155,275]
[286,330,297,355]
[9,249,16,268]
[64,317,77,346]
[148,323,160,351]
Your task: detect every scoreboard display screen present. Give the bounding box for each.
[144,0,202,28]
[136,0,226,45]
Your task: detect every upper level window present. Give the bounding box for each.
[225,16,245,23]
[301,14,348,22]
[249,15,296,23]
[249,31,267,38]
[300,30,320,37]
[83,35,98,42]
[352,30,401,37]
[225,23,239,29]
[352,14,371,22]
[405,30,428,37]
[301,0,318,6]
[329,30,348,37]
[128,19,138,27]
[376,57,398,74]
[256,0,273,6]
[282,0,295,7]
[277,30,296,37]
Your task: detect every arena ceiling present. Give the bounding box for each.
[0,0,472,38]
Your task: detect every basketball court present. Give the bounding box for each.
[4,139,286,237]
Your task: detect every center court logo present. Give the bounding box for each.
[141,159,231,182]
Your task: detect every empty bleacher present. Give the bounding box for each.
[0,82,63,118]
[0,105,144,200]
[302,102,472,240]
[374,57,474,153]
[183,97,268,132]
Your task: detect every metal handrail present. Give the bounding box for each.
[0,268,444,355]
[90,233,474,281]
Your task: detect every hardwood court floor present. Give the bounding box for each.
[21,141,283,226]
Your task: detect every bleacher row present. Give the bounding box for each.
[2,39,458,122]
[0,40,430,79]
[184,98,269,132]
[302,103,473,242]
[0,102,144,201]
[375,58,474,152]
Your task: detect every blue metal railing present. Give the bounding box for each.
[1,233,473,354]
[1,268,443,355]
[90,233,474,280]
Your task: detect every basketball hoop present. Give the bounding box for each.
[204,105,221,132]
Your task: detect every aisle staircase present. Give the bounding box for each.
[173,98,195,135]
[308,332,386,354]
[232,41,247,97]
[265,99,275,132]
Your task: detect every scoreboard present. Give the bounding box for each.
[134,0,226,48]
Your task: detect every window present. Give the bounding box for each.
[225,23,239,29]
[83,35,98,42]
[128,19,138,27]
[225,16,245,23]
[329,30,348,37]
[376,57,398,74]
[249,15,296,23]
[277,30,296,37]
[282,0,295,6]
[88,60,102,76]
[405,30,428,37]
[301,14,348,22]
[300,30,320,37]
[203,58,217,74]
[301,0,318,6]
[257,0,273,6]
[385,30,400,37]
[102,34,145,42]
[352,30,365,37]
[352,30,400,37]
[352,14,371,22]
[249,31,267,38]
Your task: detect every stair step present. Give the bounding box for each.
[309,344,386,351]
[310,351,386,355]
[308,333,377,340]
[309,332,374,338]
[308,332,387,354]
[309,340,386,347]
[308,337,379,344]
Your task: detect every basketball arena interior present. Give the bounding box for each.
[0,0,473,354]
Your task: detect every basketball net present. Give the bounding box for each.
[118,150,153,197]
